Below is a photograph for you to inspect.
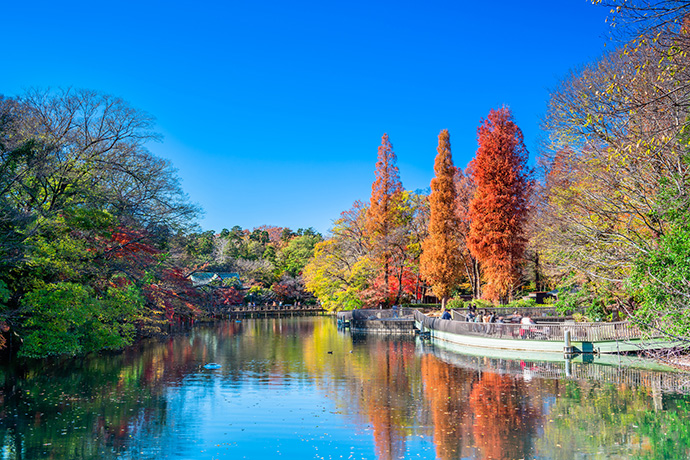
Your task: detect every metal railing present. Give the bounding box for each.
[452,306,583,318]
[222,304,324,313]
[415,310,660,342]
[451,309,575,323]
[337,308,415,322]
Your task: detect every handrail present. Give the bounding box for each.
[414,310,660,342]
[221,304,324,313]
[454,306,583,318]
[337,308,415,321]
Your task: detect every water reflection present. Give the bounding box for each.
[1,317,689,459]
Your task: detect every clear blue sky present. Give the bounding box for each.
[2,0,612,235]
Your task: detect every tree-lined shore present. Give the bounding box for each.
[3,1,690,358]
[305,1,690,350]
[0,90,321,358]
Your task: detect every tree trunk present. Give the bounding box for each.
[472,258,481,299]
[384,259,390,306]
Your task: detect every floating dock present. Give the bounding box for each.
[337,308,416,334]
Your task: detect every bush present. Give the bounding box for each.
[445,298,465,309]
[553,276,614,319]
[469,299,494,310]
[401,303,440,310]
[506,298,537,309]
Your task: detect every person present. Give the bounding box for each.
[521,316,535,325]
[511,310,522,323]
[520,315,535,339]
[441,309,452,320]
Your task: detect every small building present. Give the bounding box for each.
[188,272,241,287]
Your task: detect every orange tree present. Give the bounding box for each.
[420,129,464,308]
[365,133,404,305]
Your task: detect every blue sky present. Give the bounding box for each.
[3,1,612,234]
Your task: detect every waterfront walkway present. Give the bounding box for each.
[217,303,326,317]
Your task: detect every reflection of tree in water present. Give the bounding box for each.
[421,354,478,460]
[4,317,690,459]
[0,354,167,459]
[469,371,537,460]
[331,336,422,460]
[363,340,415,460]
[538,380,690,460]
[0,322,243,459]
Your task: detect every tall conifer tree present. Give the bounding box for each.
[467,108,531,303]
[366,133,403,304]
[420,129,463,308]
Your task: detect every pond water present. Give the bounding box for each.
[1,316,690,460]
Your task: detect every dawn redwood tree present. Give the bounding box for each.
[455,166,481,298]
[420,129,463,308]
[468,108,532,303]
[366,133,403,305]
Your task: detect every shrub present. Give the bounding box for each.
[471,299,494,310]
[445,298,465,309]
[506,298,536,309]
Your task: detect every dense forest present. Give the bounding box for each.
[2,0,690,357]
[0,89,321,358]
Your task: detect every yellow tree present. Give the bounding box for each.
[420,129,463,308]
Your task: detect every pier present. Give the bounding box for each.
[337,308,417,334]
[215,303,326,318]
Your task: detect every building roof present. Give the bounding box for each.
[188,272,241,287]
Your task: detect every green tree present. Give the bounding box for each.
[630,164,690,342]
[277,232,323,277]
[0,89,200,356]
[20,282,143,357]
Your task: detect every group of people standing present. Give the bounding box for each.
[464,306,504,324]
[438,305,536,326]
[438,305,538,338]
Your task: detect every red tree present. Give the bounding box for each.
[467,108,532,303]
[455,166,481,298]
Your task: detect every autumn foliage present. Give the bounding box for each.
[468,108,531,303]
[454,167,481,297]
[420,129,463,306]
[469,372,534,460]
[366,133,404,304]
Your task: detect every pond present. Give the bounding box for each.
[1,316,690,459]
